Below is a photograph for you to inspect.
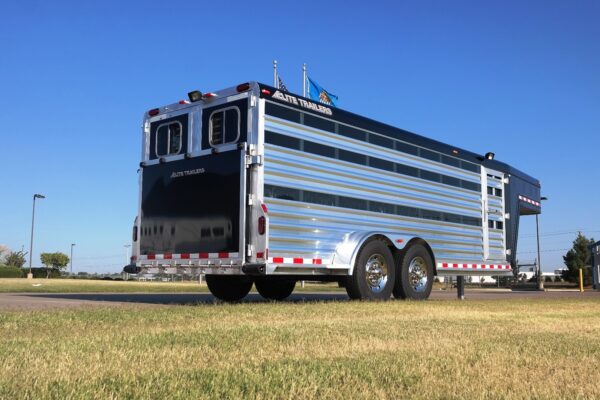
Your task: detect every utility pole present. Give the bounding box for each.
[536,196,548,290]
[70,243,76,275]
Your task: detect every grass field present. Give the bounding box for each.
[0,278,345,293]
[0,278,209,293]
[1,298,599,399]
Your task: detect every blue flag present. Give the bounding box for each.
[308,77,338,106]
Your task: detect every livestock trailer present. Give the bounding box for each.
[125,81,541,301]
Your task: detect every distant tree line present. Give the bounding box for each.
[1,246,69,278]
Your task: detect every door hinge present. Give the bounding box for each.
[246,155,263,167]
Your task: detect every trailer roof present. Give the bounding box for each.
[257,82,539,188]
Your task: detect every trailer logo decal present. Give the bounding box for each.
[170,168,205,179]
[272,90,333,116]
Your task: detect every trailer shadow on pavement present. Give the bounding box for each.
[12,292,352,307]
[3,289,598,310]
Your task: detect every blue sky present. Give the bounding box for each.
[1,1,598,273]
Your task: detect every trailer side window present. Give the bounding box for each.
[155,122,183,157]
[209,107,240,146]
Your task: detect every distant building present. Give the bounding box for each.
[590,241,600,290]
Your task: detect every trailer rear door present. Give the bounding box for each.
[139,151,245,255]
[482,167,507,262]
[139,97,249,257]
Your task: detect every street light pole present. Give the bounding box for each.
[70,243,76,275]
[28,194,45,279]
[536,196,548,290]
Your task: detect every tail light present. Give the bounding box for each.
[132,226,138,242]
[237,82,250,92]
[258,216,266,235]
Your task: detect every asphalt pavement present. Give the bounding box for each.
[0,289,599,310]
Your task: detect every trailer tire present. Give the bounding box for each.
[255,278,296,300]
[346,239,395,300]
[206,275,253,302]
[393,244,434,300]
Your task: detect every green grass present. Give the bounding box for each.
[0,278,209,293]
[0,278,345,293]
[1,298,600,399]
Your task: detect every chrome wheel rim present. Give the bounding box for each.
[364,254,388,293]
[408,256,429,292]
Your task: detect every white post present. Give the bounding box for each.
[302,63,307,97]
[273,60,278,88]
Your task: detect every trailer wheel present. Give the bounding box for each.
[346,239,395,300]
[393,244,434,300]
[255,278,296,300]
[206,275,253,302]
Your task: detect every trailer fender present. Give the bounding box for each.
[332,232,415,275]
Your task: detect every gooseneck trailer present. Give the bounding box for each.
[125,81,541,301]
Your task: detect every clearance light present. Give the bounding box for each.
[178,100,189,105]
[148,108,160,116]
[203,92,217,99]
[261,89,271,95]
[236,83,250,92]
[188,90,203,102]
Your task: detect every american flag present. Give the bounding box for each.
[278,76,288,92]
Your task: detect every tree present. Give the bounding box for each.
[562,232,595,285]
[5,251,27,268]
[40,252,70,278]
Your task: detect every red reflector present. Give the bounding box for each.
[131,255,137,262]
[258,216,266,235]
[148,108,159,116]
[236,83,250,92]
[261,89,271,95]
[261,203,268,213]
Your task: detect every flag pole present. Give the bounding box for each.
[302,63,307,97]
[273,60,278,88]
